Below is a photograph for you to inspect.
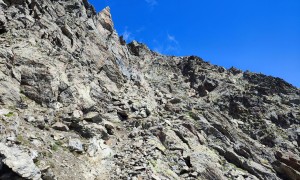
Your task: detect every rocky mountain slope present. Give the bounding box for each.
[0,0,299,179]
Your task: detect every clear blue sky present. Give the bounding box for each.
[89,0,300,87]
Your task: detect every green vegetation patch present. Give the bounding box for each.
[51,140,65,151]
[188,111,199,120]
[16,134,30,145]
[4,112,14,117]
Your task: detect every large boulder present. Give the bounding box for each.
[0,143,41,180]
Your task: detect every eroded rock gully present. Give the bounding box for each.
[0,0,299,179]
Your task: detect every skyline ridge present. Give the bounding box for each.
[90,0,300,88]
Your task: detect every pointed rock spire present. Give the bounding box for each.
[97,6,114,32]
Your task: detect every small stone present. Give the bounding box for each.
[134,166,145,171]
[36,116,44,122]
[116,167,121,175]
[24,116,36,122]
[104,121,115,135]
[0,109,10,116]
[164,119,172,126]
[73,110,83,120]
[52,133,65,141]
[52,122,69,131]
[133,140,143,148]
[68,138,84,153]
[87,138,100,157]
[30,149,39,161]
[165,94,172,99]
[6,136,16,142]
[151,174,161,180]
[29,134,37,140]
[84,112,102,123]
[139,109,148,118]
[169,98,181,104]
[41,168,56,180]
[191,172,198,177]
[117,111,129,121]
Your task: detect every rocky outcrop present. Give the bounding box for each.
[273,151,300,180]
[0,0,299,179]
[97,7,114,32]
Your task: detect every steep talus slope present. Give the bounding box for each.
[0,0,299,179]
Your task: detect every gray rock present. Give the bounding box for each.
[0,13,7,33]
[68,138,84,153]
[0,109,10,116]
[169,98,182,104]
[72,110,83,120]
[83,112,102,123]
[52,122,69,131]
[243,160,276,179]
[0,143,41,180]
[24,116,36,123]
[41,168,56,180]
[273,151,300,180]
[86,138,113,158]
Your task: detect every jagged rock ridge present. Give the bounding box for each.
[0,0,299,179]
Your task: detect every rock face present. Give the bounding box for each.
[0,0,299,179]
